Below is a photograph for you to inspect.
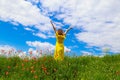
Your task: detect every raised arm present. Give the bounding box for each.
[64,26,72,35]
[50,20,56,33]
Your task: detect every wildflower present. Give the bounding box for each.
[1,49,5,53]
[41,64,44,68]
[66,50,69,53]
[41,64,47,73]
[23,58,29,62]
[5,71,9,75]
[7,66,11,69]
[32,57,36,61]
[8,50,11,54]
[30,66,34,69]
[42,67,47,73]
[43,67,47,71]
[40,50,42,55]
[29,51,32,55]
[46,72,50,75]
[116,71,120,75]
[34,75,38,79]
[31,70,36,74]
[36,50,39,53]
[22,63,24,67]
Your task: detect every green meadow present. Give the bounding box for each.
[0,54,120,80]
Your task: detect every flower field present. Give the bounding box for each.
[0,53,120,80]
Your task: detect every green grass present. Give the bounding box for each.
[0,54,120,80]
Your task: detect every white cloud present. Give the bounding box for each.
[39,0,64,12]
[33,32,55,39]
[0,0,120,53]
[81,51,93,56]
[24,27,34,32]
[75,23,120,53]
[64,46,71,52]
[26,41,54,50]
[0,0,66,39]
[38,0,120,53]
[26,41,71,53]
[26,0,40,4]
[33,32,48,39]
[0,45,16,52]
[0,0,52,38]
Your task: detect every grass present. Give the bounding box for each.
[0,54,120,80]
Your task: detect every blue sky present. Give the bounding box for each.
[0,0,120,56]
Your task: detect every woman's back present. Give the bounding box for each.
[56,32,65,44]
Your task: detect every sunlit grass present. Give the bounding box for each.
[0,54,120,80]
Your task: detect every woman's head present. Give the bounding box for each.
[57,29,64,35]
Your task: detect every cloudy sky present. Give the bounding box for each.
[0,0,120,56]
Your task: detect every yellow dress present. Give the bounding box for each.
[54,32,65,61]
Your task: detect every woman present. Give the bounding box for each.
[50,21,72,61]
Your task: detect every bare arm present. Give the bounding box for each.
[50,20,56,33]
[64,26,72,35]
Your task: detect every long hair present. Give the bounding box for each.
[57,29,64,35]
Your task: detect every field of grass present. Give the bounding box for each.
[0,54,120,80]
